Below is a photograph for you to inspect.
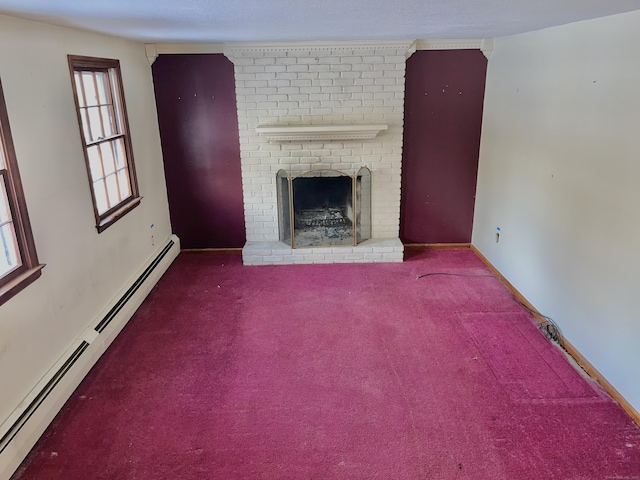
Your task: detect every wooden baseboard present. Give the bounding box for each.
[404,243,471,250]
[181,248,243,255]
[470,245,640,427]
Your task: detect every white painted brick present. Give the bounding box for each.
[263,255,285,262]
[290,79,313,87]
[360,71,384,78]
[244,80,268,88]
[287,108,311,116]
[265,65,287,73]
[255,57,276,65]
[318,72,340,79]
[245,94,269,102]
[287,64,309,72]
[296,57,320,64]
[237,102,257,109]
[310,91,336,98]
[374,77,400,86]
[308,64,330,72]
[252,72,274,80]
[384,55,406,63]
[228,44,411,264]
[299,86,322,94]
[330,63,352,71]
[243,65,267,73]
[234,58,256,65]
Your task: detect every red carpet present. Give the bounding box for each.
[12,249,640,479]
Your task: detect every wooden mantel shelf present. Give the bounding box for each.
[255,124,388,141]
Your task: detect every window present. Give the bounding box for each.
[0,78,44,306]
[68,55,140,232]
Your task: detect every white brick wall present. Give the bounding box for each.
[224,42,415,265]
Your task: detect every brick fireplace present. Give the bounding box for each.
[223,41,415,265]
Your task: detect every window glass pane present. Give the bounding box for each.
[87,146,103,181]
[0,147,5,169]
[93,179,109,214]
[80,110,91,144]
[105,173,120,206]
[100,106,116,137]
[73,72,85,108]
[117,169,131,199]
[0,222,21,277]
[100,142,116,176]
[113,137,126,169]
[95,72,109,105]
[87,106,104,141]
[82,72,99,107]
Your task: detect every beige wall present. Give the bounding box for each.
[473,11,640,411]
[0,15,172,424]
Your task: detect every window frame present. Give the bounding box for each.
[67,55,141,233]
[0,78,44,306]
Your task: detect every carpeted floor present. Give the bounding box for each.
[11,249,640,479]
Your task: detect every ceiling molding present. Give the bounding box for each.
[480,38,494,59]
[144,44,158,65]
[147,43,225,58]
[415,38,494,59]
[405,41,417,60]
[223,40,416,58]
[144,38,492,62]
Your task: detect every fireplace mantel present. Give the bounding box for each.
[255,124,388,142]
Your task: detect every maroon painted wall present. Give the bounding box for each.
[400,50,487,244]
[152,54,246,249]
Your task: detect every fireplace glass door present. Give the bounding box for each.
[277,168,371,248]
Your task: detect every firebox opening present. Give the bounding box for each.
[277,168,371,248]
[293,176,353,247]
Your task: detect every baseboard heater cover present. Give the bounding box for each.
[0,342,89,455]
[0,235,179,478]
[94,239,174,333]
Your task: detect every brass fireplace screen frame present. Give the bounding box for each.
[277,167,372,248]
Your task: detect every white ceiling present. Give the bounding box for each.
[0,0,639,43]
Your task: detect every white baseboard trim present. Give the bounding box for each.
[0,234,180,480]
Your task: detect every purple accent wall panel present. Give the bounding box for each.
[152,54,246,249]
[400,50,487,244]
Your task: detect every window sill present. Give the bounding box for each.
[96,196,142,233]
[0,264,45,307]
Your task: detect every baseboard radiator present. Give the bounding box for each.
[0,235,180,480]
